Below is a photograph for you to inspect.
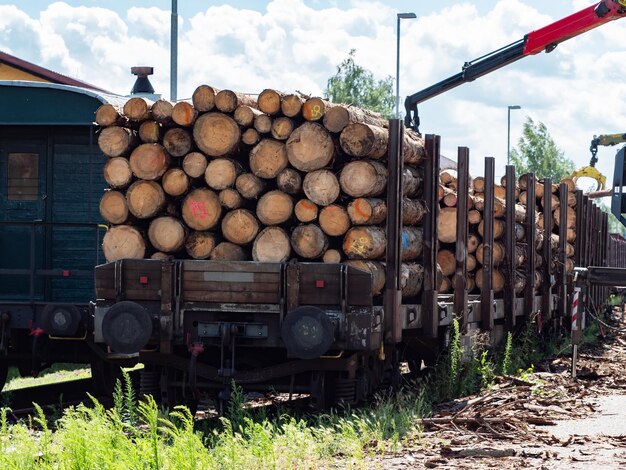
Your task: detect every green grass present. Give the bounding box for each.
[0,373,431,469]
[4,366,91,391]
[0,311,608,469]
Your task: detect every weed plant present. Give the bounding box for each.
[0,314,604,469]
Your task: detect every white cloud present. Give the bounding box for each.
[2,0,626,186]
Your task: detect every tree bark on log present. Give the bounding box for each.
[181,188,222,230]
[192,84,219,112]
[343,226,386,260]
[102,225,146,262]
[347,198,387,225]
[148,216,186,253]
[303,169,340,207]
[319,204,351,237]
[129,143,170,180]
[515,223,526,242]
[400,263,425,298]
[478,218,505,239]
[339,160,387,198]
[252,226,291,262]
[249,139,288,179]
[294,199,318,222]
[193,113,241,157]
[286,122,335,172]
[276,168,302,195]
[103,157,133,189]
[437,249,456,276]
[554,206,576,228]
[403,130,425,165]
[99,190,129,225]
[98,126,138,157]
[291,224,328,259]
[340,123,388,159]
[403,166,423,198]
[476,241,505,266]
[519,173,544,195]
[126,180,166,219]
[221,209,260,245]
[163,127,193,157]
[401,227,424,261]
[475,268,505,293]
[185,231,217,259]
[256,190,294,225]
[323,105,386,134]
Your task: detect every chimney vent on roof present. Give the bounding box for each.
[130,66,155,95]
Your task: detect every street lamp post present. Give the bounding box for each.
[396,12,417,118]
[507,105,521,165]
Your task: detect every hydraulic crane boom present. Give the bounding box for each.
[404,0,626,132]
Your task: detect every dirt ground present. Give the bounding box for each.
[375,308,626,469]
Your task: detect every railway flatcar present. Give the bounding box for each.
[0,81,125,389]
[88,107,626,410]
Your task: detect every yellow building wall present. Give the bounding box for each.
[0,63,49,82]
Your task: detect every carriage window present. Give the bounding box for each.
[8,153,39,201]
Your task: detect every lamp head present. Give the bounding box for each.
[398,12,417,19]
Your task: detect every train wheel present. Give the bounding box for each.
[161,367,199,415]
[309,371,336,410]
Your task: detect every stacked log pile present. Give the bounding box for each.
[96,86,428,299]
[435,167,577,297]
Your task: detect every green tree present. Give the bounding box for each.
[510,117,575,181]
[597,200,626,235]
[324,49,394,117]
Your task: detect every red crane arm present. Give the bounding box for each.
[405,0,626,131]
[524,0,626,55]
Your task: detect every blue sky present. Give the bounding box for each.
[2,0,626,182]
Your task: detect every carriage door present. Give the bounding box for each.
[0,140,47,300]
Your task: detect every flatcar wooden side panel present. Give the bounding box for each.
[181,260,283,304]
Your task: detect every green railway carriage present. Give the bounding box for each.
[0,81,124,386]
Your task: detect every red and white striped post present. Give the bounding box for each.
[571,287,581,378]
